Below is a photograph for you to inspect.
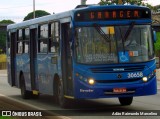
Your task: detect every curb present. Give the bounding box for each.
[0,70,7,77]
[0,94,71,119]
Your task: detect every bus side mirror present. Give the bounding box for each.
[153,30,157,43]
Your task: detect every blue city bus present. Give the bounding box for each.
[7,5,157,108]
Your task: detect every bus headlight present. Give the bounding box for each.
[88,78,95,85]
[142,77,148,82]
[76,73,95,85]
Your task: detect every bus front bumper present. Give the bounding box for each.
[74,76,157,99]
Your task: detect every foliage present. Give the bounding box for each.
[0,20,14,53]
[23,10,51,21]
[0,20,14,24]
[154,32,160,51]
[99,0,142,5]
[99,0,153,9]
[0,31,6,53]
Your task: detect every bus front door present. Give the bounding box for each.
[61,23,73,96]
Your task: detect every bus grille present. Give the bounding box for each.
[96,78,141,84]
[90,65,145,73]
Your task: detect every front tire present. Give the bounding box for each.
[118,97,133,106]
[20,75,32,99]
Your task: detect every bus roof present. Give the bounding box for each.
[7,5,150,30]
[7,10,73,30]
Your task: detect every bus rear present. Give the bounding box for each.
[72,5,157,105]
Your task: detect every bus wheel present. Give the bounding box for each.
[20,75,32,99]
[56,80,69,108]
[118,97,133,106]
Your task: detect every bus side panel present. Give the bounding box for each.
[37,54,57,95]
[16,55,21,87]
[16,54,31,90]
[23,54,31,91]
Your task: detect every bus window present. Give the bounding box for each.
[75,26,117,64]
[51,22,59,42]
[116,25,153,62]
[38,24,48,53]
[55,22,59,38]
[25,28,30,39]
[24,28,29,53]
[19,29,23,40]
[40,24,48,38]
[40,41,48,52]
[49,22,59,53]
[18,42,23,54]
[24,42,29,53]
[17,29,23,54]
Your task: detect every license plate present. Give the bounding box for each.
[113,88,127,93]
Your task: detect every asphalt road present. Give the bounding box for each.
[0,70,160,119]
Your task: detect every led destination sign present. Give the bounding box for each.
[75,9,151,21]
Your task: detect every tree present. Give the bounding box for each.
[0,31,6,53]
[0,20,14,24]
[99,0,149,6]
[155,32,160,58]
[0,20,14,53]
[155,33,160,50]
[99,0,118,5]
[23,10,51,21]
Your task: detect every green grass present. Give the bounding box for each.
[157,32,160,40]
[0,116,14,119]
[0,54,6,63]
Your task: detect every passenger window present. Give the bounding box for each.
[24,28,29,53]
[17,29,23,54]
[49,22,60,53]
[38,24,48,53]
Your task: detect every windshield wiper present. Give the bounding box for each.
[120,22,135,53]
[93,23,111,42]
[123,22,135,42]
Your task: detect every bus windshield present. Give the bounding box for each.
[75,25,154,64]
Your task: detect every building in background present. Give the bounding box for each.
[0,23,8,32]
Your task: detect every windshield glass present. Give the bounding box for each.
[75,25,154,64]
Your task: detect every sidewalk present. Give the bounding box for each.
[0,69,7,76]
[156,69,160,81]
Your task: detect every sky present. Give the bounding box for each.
[0,0,159,23]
